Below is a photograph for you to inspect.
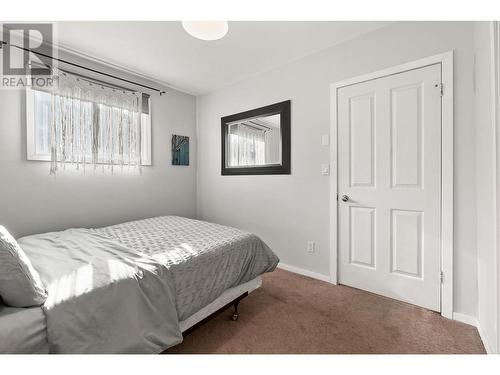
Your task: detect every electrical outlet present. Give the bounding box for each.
[321,164,330,176]
[307,241,315,253]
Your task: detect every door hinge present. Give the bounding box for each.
[439,83,444,97]
[336,193,339,201]
[440,271,444,284]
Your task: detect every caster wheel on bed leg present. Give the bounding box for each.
[231,300,240,321]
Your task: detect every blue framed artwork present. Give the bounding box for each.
[172,135,189,166]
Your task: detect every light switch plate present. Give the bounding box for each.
[307,241,315,253]
[321,134,330,146]
[321,164,330,176]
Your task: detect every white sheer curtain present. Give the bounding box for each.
[228,124,266,166]
[49,68,143,174]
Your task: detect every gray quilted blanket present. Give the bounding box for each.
[93,216,279,320]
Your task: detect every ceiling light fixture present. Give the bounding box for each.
[182,21,228,41]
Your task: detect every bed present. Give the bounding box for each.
[0,216,278,354]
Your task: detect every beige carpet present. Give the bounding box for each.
[165,268,485,354]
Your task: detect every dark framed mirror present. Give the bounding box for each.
[221,100,291,175]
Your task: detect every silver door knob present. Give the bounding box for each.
[341,195,349,202]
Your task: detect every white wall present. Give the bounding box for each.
[196,21,478,317]
[474,22,498,354]
[0,50,197,238]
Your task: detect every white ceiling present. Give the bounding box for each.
[55,21,391,95]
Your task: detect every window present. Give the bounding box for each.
[26,87,152,166]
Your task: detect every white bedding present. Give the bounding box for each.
[0,303,48,353]
[19,229,182,354]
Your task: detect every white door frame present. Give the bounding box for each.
[329,51,454,319]
[491,21,500,353]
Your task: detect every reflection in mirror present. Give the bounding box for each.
[227,114,281,168]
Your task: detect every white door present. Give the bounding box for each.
[337,64,442,311]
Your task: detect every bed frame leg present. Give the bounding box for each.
[231,301,240,321]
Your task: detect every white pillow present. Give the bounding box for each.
[0,226,47,307]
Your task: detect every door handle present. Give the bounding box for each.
[341,195,349,202]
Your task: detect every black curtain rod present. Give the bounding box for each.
[0,40,166,95]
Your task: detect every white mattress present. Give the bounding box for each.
[179,276,262,332]
[0,304,49,354]
[0,277,261,353]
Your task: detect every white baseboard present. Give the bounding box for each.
[477,324,494,354]
[453,312,493,354]
[453,312,479,327]
[277,262,330,282]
